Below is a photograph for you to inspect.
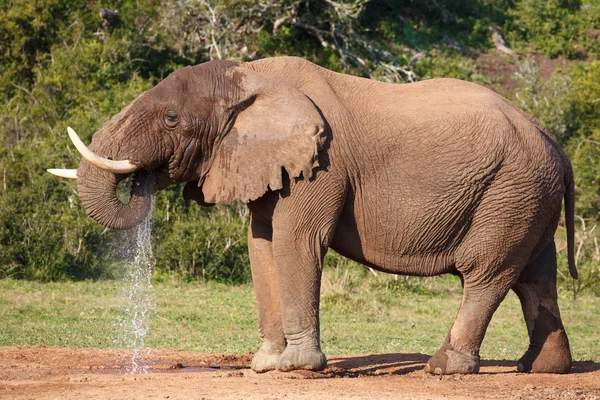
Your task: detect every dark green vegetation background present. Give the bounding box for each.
[1,0,599,294]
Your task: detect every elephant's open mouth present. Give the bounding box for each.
[115,172,137,204]
[115,169,157,205]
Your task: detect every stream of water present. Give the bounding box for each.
[114,198,155,374]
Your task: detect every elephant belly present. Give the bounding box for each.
[330,222,458,277]
[329,187,477,277]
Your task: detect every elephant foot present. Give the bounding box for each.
[425,342,480,375]
[251,341,286,373]
[517,329,572,374]
[276,345,327,372]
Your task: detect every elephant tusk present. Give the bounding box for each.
[47,168,78,179]
[67,126,140,174]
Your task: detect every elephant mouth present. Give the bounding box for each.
[116,169,157,205]
[115,171,138,204]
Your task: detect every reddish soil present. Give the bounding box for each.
[475,52,572,96]
[1,346,599,399]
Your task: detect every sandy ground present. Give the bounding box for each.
[1,346,599,400]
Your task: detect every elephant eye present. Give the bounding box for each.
[164,111,178,127]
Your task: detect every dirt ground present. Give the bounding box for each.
[1,346,599,400]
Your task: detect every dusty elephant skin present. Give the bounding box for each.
[49,56,578,376]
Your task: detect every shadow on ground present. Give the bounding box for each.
[327,353,429,376]
[324,353,600,377]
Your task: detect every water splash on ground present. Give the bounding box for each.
[114,197,155,374]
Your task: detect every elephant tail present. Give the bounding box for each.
[564,160,578,279]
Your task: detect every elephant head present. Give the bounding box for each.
[49,60,328,229]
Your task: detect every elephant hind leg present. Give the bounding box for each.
[426,203,538,375]
[513,240,572,374]
[425,268,518,375]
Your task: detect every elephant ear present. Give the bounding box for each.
[201,67,328,204]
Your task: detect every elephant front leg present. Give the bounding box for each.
[271,224,329,372]
[248,217,286,372]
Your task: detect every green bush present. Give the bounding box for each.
[562,62,600,221]
[507,0,600,59]
[0,0,599,294]
[511,58,571,142]
[0,0,169,280]
[151,187,250,283]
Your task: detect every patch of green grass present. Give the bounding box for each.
[320,267,599,362]
[0,272,598,363]
[0,278,260,352]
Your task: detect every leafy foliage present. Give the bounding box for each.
[0,0,599,294]
[152,187,250,283]
[513,58,600,295]
[507,0,600,59]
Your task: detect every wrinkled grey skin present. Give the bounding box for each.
[73,57,577,375]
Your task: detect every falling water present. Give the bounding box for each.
[114,195,155,374]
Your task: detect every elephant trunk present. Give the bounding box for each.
[77,158,153,230]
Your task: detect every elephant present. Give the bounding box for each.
[48,56,578,375]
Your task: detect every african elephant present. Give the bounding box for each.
[49,56,578,375]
